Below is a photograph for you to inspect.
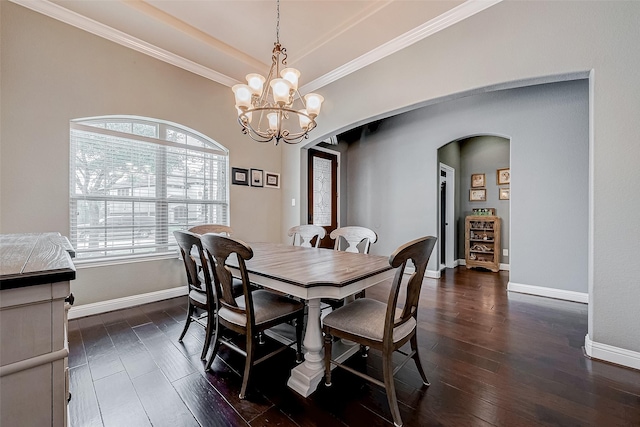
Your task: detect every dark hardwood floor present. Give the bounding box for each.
[68,267,640,426]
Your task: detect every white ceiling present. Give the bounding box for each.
[14,0,501,93]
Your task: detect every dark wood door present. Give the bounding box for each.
[307,149,338,248]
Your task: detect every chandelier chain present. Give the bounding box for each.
[276,0,280,45]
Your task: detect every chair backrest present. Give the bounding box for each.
[173,230,213,299]
[188,224,233,236]
[384,236,437,342]
[329,226,378,253]
[288,224,326,248]
[200,234,256,325]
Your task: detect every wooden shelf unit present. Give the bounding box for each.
[465,215,501,272]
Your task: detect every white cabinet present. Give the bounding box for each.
[0,233,75,427]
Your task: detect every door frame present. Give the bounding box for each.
[307,146,341,244]
[439,162,456,269]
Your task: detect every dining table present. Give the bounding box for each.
[226,242,395,397]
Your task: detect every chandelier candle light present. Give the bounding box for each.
[232,0,324,145]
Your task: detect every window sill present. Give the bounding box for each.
[73,252,179,269]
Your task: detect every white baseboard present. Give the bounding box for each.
[585,334,640,371]
[507,282,588,304]
[426,269,441,279]
[68,286,187,319]
[404,266,441,279]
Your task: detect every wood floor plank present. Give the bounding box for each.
[93,371,151,427]
[249,406,299,426]
[105,321,159,379]
[67,319,87,369]
[173,372,249,427]
[132,323,199,382]
[131,370,199,427]
[68,364,102,427]
[78,317,125,381]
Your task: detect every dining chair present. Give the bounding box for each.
[200,234,305,399]
[328,225,378,304]
[187,224,233,285]
[330,226,377,253]
[173,230,217,360]
[288,224,326,248]
[322,236,437,427]
[188,224,233,236]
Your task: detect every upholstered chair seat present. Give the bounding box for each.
[219,289,304,327]
[322,298,416,343]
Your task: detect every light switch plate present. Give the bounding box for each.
[503,249,509,256]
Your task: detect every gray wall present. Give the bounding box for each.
[0,3,283,305]
[458,136,510,264]
[342,80,588,293]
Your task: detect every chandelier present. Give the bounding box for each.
[232,0,324,145]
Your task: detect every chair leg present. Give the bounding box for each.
[204,325,221,372]
[200,310,216,360]
[382,351,403,427]
[295,313,304,363]
[323,331,333,386]
[410,334,430,386]
[360,344,369,358]
[178,302,194,342]
[239,334,254,399]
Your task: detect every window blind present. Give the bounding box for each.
[69,117,229,260]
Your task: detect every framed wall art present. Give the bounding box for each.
[265,171,280,188]
[231,167,249,186]
[469,189,487,201]
[499,187,510,200]
[497,168,510,185]
[250,168,264,187]
[471,173,485,188]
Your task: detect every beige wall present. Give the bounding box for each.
[0,2,282,304]
[283,0,640,357]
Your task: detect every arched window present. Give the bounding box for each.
[69,116,228,260]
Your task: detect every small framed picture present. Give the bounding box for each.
[231,167,249,186]
[471,173,485,188]
[469,189,487,201]
[264,171,280,189]
[250,168,264,187]
[497,168,510,185]
[499,187,510,200]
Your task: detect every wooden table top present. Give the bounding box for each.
[235,242,393,288]
[0,233,76,290]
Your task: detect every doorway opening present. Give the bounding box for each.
[439,163,456,269]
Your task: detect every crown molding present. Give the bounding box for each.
[9,0,240,87]
[10,0,500,91]
[300,0,503,94]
